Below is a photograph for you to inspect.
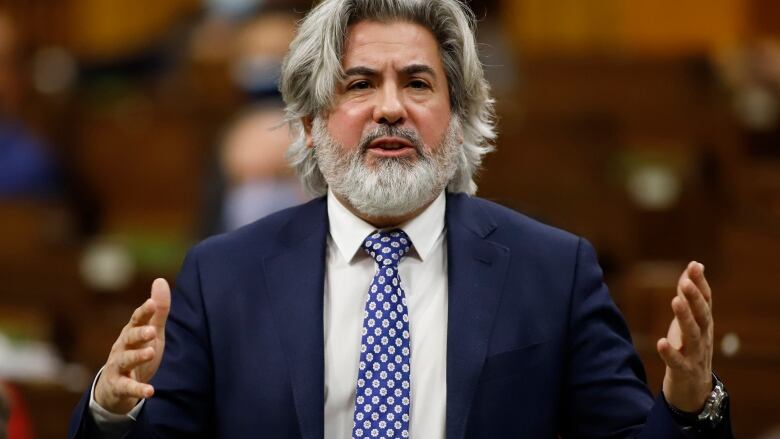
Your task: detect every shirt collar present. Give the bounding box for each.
[327,189,446,263]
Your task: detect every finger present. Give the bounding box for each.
[122,325,156,348]
[114,375,155,399]
[672,296,701,351]
[149,278,171,331]
[129,299,156,327]
[115,347,155,373]
[657,337,686,369]
[680,278,711,331]
[687,261,712,307]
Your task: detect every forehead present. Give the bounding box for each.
[342,20,444,72]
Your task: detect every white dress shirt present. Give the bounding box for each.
[90,189,449,439]
[324,190,448,439]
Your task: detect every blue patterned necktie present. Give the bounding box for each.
[352,229,413,439]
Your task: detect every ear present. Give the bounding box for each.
[303,116,314,149]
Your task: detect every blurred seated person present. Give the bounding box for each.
[229,11,297,100]
[199,11,304,235]
[0,12,59,199]
[217,104,304,232]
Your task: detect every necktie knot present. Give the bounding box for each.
[362,229,411,268]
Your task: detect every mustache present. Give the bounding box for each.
[358,125,424,153]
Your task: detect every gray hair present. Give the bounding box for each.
[280,0,496,196]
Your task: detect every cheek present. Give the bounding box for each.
[413,107,452,149]
[326,104,371,148]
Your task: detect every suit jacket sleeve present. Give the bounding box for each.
[560,238,733,439]
[69,246,216,438]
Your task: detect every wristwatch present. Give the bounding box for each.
[667,374,729,433]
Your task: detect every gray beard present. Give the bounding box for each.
[312,116,461,218]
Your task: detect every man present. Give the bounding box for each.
[69,0,734,437]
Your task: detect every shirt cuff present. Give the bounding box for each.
[88,366,145,424]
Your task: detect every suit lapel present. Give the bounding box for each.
[445,194,511,439]
[263,198,328,439]
[259,194,509,439]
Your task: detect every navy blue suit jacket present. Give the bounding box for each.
[69,194,733,438]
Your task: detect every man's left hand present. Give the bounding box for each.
[657,261,714,412]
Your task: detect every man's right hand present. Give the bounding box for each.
[94,278,171,414]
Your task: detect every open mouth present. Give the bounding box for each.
[367,137,417,158]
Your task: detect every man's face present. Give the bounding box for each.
[325,20,453,165]
[309,20,460,218]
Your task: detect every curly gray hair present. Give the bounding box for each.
[280,0,496,196]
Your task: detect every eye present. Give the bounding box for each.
[348,80,372,90]
[408,79,430,89]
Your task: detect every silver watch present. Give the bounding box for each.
[697,374,728,427]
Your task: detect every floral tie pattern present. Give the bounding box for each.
[352,229,412,439]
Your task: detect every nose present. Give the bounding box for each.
[372,83,407,126]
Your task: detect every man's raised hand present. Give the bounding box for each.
[94,278,171,414]
[657,261,714,412]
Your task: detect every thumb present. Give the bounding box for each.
[149,278,171,330]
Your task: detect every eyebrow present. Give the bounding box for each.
[343,64,437,78]
[400,64,436,77]
[343,66,378,77]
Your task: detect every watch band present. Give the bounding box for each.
[667,373,728,433]
[697,374,727,426]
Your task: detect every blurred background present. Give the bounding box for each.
[0,0,778,437]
